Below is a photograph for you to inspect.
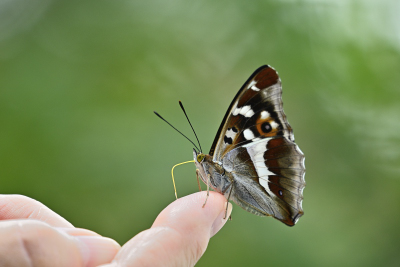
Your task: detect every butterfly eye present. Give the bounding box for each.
[197,153,205,163]
[261,122,272,133]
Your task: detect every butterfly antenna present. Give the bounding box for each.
[179,101,203,153]
[154,111,200,152]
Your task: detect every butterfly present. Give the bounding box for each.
[193,65,305,226]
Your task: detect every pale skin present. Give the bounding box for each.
[0,192,232,267]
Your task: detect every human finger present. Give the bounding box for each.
[0,194,73,228]
[101,191,232,267]
[0,219,120,267]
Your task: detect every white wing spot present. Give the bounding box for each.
[247,80,257,90]
[240,105,254,117]
[270,121,279,129]
[260,111,270,119]
[233,105,254,118]
[240,105,251,115]
[244,108,255,118]
[225,128,237,139]
[251,85,260,91]
[243,129,255,140]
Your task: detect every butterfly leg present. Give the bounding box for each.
[202,173,211,208]
[223,184,233,220]
[195,169,202,192]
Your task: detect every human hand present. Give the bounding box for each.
[0,194,120,266]
[0,191,231,267]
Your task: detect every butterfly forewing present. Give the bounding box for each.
[209,65,305,226]
[210,66,294,160]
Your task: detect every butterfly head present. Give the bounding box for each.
[193,149,206,166]
[193,149,212,188]
[196,153,205,163]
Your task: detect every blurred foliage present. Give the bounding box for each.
[1,0,400,266]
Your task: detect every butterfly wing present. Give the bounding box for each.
[210,65,305,226]
[210,65,294,159]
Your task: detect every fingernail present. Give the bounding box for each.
[75,236,120,267]
[210,202,232,237]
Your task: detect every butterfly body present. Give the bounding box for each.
[194,65,305,226]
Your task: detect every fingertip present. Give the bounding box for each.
[103,192,230,267]
[0,194,74,228]
[75,236,120,267]
[150,191,230,263]
[211,201,232,238]
[153,191,228,230]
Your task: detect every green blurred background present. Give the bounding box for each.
[1,0,399,266]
